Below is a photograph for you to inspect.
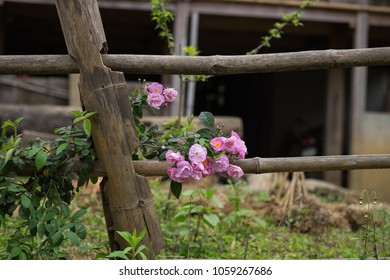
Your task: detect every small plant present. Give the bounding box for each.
[358,190,380,259]
[173,188,222,258]
[106,229,149,260]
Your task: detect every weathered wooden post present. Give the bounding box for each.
[55,0,164,258]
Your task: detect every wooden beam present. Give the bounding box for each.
[218,0,390,14]
[12,154,390,177]
[1,47,390,75]
[55,0,163,258]
[350,6,369,155]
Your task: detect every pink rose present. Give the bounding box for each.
[225,131,247,159]
[174,161,193,182]
[147,82,163,95]
[191,162,205,180]
[189,143,207,164]
[210,137,226,152]
[146,93,165,109]
[227,164,244,178]
[163,88,178,102]
[166,150,184,166]
[168,160,193,183]
[212,154,230,173]
[202,157,214,176]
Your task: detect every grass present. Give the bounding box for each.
[1,177,389,260]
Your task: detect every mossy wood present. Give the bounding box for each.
[55,0,164,258]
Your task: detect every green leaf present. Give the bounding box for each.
[74,223,87,239]
[68,110,83,117]
[106,251,129,260]
[26,147,41,158]
[61,222,75,231]
[84,111,97,119]
[135,245,148,259]
[90,176,99,184]
[37,222,45,238]
[83,119,92,138]
[19,251,27,260]
[45,223,57,235]
[199,111,214,128]
[60,203,71,218]
[170,181,182,199]
[73,116,85,124]
[35,150,47,171]
[5,148,14,165]
[64,230,80,246]
[20,194,31,209]
[51,231,63,245]
[196,128,211,139]
[72,209,87,221]
[10,246,22,258]
[117,231,132,245]
[56,143,69,155]
[7,184,21,192]
[43,210,56,222]
[202,213,220,228]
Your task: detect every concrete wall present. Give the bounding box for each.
[349,112,390,202]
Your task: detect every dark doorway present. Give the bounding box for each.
[194,70,326,159]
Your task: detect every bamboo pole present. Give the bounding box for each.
[12,154,390,177]
[1,47,390,75]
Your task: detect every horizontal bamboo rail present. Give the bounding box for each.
[11,154,390,177]
[1,47,390,75]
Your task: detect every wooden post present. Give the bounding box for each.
[324,32,346,185]
[350,0,369,155]
[170,0,190,116]
[55,0,164,258]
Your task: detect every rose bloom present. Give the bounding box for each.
[210,137,226,152]
[189,143,207,164]
[202,157,213,176]
[163,88,178,102]
[168,161,193,183]
[212,154,230,173]
[146,93,165,109]
[165,150,184,166]
[191,162,205,180]
[225,131,247,159]
[227,164,244,178]
[174,161,193,182]
[147,82,163,95]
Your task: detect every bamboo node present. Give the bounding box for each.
[256,157,262,174]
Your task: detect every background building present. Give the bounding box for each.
[1,0,390,200]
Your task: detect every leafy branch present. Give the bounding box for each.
[247,0,316,55]
[151,0,175,55]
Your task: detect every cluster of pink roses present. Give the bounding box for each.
[145,82,178,109]
[166,131,247,183]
